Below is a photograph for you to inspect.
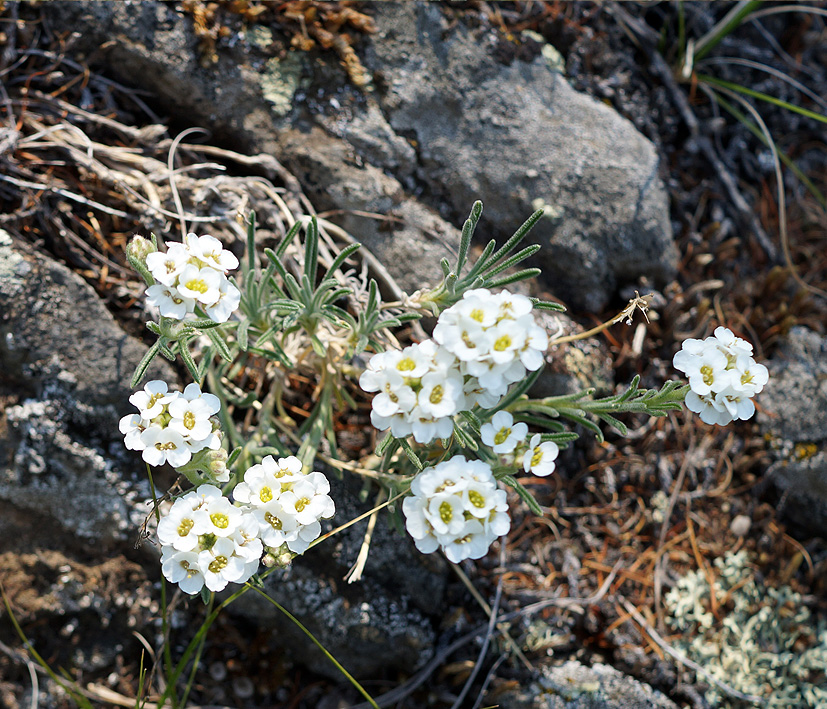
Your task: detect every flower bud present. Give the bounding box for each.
[126,235,157,285]
[127,235,156,262]
[207,447,228,475]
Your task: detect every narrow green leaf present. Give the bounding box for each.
[305,216,319,284]
[131,340,161,388]
[206,328,233,362]
[227,446,243,469]
[274,219,303,260]
[456,200,483,274]
[531,299,567,312]
[486,267,542,288]
[325,242,361,278]
[481,208,544,271]
[246,211,257,274]
[501,475,543,515]
[483,244,540,278]
[399,438,423,471]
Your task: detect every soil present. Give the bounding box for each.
[1,2,827,708]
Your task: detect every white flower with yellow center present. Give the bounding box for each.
[158,497,209,551]
[481,411,528,454]
[146,243,189,286]
[167,396,215,442]
[119,413,148,451]
[139,426,191,467]
[176,264,222,305]
[198,536,247,592]
[523,433,559,477]
[129,380,178,419]
[145,284,196,320]
[185,233,240,273]
[161,548,205,595]
[201,495,243,537]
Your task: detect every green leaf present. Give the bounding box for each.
[237,320,250,351]
[480,208,544,272]
[487,267,542,288]
[399,438,423,471]
[501,475,543,515]
[131,339,161,388]
[274,219,303,260]
[531,299,567,312]
[304,216,319,284]
[326,242,361,277]
[482,244,540,278]
[246,211,257,274]
[206,328,233,362]
[227,446,243,469]
[456,200,483,274]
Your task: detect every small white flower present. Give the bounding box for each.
[167,396,215,441]
[119,413,148,451]
[481,411,528,454]
[145,284,196,320]
[129,380,178,420]
[523,433,559,477]
[199,537,247,592]
[146,243,189,286]
[158,497,209,551]
[140,426,191,467]
[161,548,205,595]
[201,495,244,537]
[176,264,222,305]
[185,233,240,273]
[204,276,241,323]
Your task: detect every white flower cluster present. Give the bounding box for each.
[233,455,335,555]
[145,233,240,323]
[434,289,548,407]
[157,457,335,595]
[159,485,262,594]
[119,380,223,473]
[481,411,559,477]
[403,456,510,563]
[360,289,548,443]
[359,341,466,443]
[673,327,769,426]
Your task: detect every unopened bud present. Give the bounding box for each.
[126,235,157,285]
[207,447,228,475]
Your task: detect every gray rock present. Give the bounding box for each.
[758,327,827,532]
[275,125,459,294]
[0,232,175,549]
[491,660,678,709]
[365,3,677,311]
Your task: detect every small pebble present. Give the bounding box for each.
[730,514,751,537]
[233,676,255,699]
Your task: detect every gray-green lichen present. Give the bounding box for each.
[260,52,303,117]
[665,550,827,707]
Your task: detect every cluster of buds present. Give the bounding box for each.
[120,380,224,474]
[673,327,769,425]
[159,485,262,594]
[402,456,510,563]
[143,233,241,323]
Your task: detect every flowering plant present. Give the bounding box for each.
[119,200,767,705]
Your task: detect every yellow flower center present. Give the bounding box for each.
[397,357,416,372]
[741,371,754,385]
[429,385,444,404]
[183,411,196,430]
[468,490,485,508]
[155,441,177,451]
[208,555,228,573]
[177,518,194,537]
[184,278,209,294]
[265,512,282,530]
[494,335,512,352]
[295,497,310,513]
[210,513,229,529]
[531,448,544,467]
[700,365,714,386]
[259,486,273,503]
[494,428,511,446]
[439,501,453,523]
[469,308,484,322]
